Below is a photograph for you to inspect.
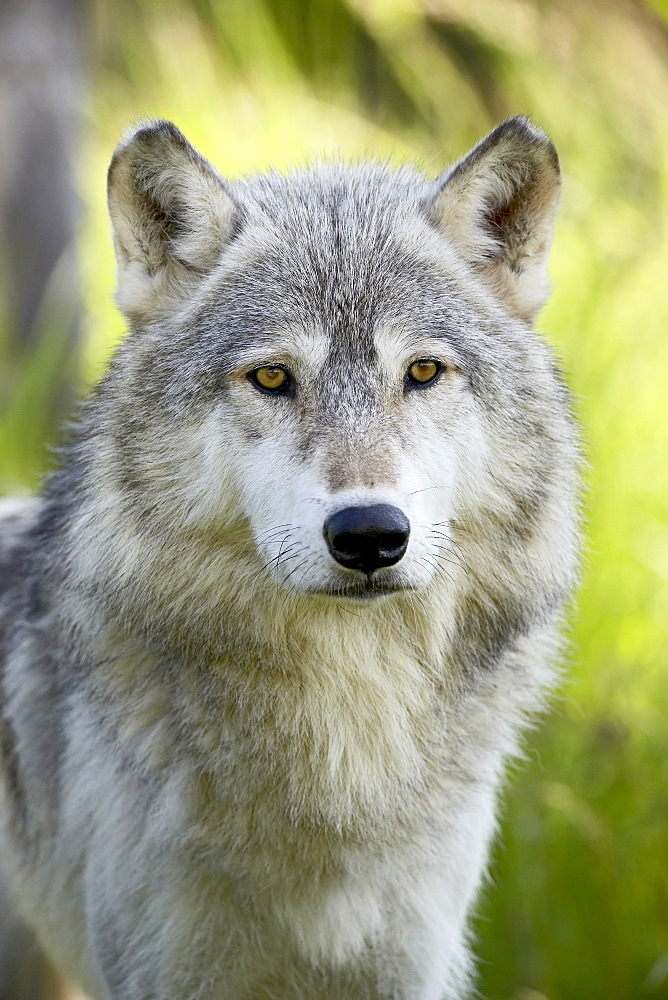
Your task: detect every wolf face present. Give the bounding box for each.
[99,119,574,623]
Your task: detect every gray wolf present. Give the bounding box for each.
[0,117,580,1000]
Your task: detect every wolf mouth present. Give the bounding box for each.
[306,577,412,600]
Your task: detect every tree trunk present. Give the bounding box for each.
[0,0,83,452]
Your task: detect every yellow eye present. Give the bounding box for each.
[407,359,440,385]
[250,366,290,393]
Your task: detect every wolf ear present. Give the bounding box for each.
[107,120,239,324]
[429,117,560,323]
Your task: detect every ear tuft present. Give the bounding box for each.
[107,120,240,324]
[429,116,560,323]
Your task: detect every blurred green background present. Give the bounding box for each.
[1,1,667,998]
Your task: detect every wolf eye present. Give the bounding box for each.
[249,366,291,395]
[406,359,441,386]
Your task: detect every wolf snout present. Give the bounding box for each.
[323,504,410,573]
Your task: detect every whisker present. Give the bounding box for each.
[275,531,290,568]
[281,557,314,607]
[423,554,455,586]
[256,523,296,541]
[258,539,299,574]
[337,604,361,618]
[336,604,360,629]
[280,546,309,571]
[262,533,295,546]
[449,538,469,562]
[282,556,312,586]
[407,484,447,497]
[425,526,472,575]
[430,543,469,574]
[405,589,429,617]
[277,546,309,570]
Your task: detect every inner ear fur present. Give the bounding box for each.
[429,116,560,323]
[107,120,239,324]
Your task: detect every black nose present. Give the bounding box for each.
[323,504,410,573]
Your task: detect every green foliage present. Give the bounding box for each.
[2,1,667,996]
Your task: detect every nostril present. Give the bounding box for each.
[378,532,407,557]
[332,531,405,562]
[323,505,410,573]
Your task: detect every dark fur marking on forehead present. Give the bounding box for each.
[232,165,429,357]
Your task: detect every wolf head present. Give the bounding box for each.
[66,119,577,650]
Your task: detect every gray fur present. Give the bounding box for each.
[0,118,580,999]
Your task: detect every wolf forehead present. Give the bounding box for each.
[108,116,560,386]
[192,164,480,358]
